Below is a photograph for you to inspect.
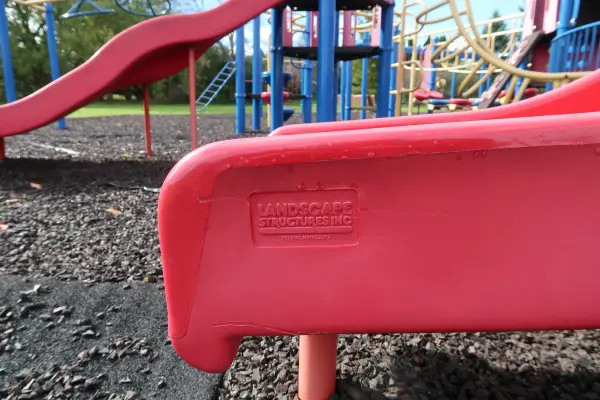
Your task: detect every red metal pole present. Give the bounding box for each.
[0,138,5,161]
[298,334,337,400]
[143,85,153,157]
[189,48,198,150]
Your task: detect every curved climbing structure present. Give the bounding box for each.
[409,0,593,108]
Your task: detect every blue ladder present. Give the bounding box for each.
[196,61,236,111]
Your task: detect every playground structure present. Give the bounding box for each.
[224,4,395,135]
[197,0,600,133]
[2,0,600,398]
[389,0,600,114]
[3,0,600,150]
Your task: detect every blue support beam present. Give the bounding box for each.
[340,61,347,120]
[235,26,245,135]
[429,37,438,92]
[332,11,340,120]
[343,61,352,120]
[450,71,457,98]
[301,14,313,124]
[557,0,574,36]
[515,60,526,94]
[317,0,336,122]
[252,16,262,132]
[388,41,397,117]
[45,4,66,129]
[301,61,313,123]
[376,3,393,118]
[270,7,284,131]
[360,57,368,119]
[0,0,16,103]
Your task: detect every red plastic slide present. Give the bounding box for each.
[159,110,600,373]
[271,69,600,136]
[0,0,287,138]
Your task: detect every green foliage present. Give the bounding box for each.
[423,35,447,46]
[350,58,378,95]
[486,10,510,53]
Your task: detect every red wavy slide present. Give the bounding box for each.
[0,0,286,138]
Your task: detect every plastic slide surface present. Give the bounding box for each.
[159,110,600,373]
[0,0,286,137]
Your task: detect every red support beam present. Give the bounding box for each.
[189,48,198,150]
[143,85,153,157]
[298,335,337,400]
[0,138,5,161]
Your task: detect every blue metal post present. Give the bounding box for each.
[450,71,457,98]
[332,11,340,120]
[376,4,393,118]
[252,17,262,132]
[45,4,66,129]
[340,61,347,120]
[388,41,397,117]
[270,7,284,131]
[259,49,263,120]
[301,61,313,122]
[558,0,574,36]
[429,37,438,92]
[341,61,352,120]
[515,60,526,95]
[235,26,245,135]
[317,0,336,122]
[346,61,354,119]
[478,62,485,98]
[360,57,368,119]
[301,14,313,123]
[0,0,16,103]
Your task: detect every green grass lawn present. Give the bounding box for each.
[68,101,411,118]
[68,102,241,117]
[69,100,317,118]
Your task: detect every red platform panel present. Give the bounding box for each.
[499,88,539,99]
[0,0,287,138]
[270,68,600,136]
[370,6,382,47]
[449,98,473,106]
[261,91,290,104]
[283,7,293,47]
[342,11,357,46]
[414,89,444,101]
[159,111,600,374]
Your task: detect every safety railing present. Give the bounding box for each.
[549,21,600,74]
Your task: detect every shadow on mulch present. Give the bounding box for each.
[0,159,175,196]
[387,348,600,399]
